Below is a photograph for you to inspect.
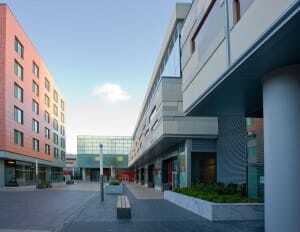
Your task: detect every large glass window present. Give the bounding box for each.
[15,37,24,58]
[232,0,255,25]
[14,60,23,80]
[53,119,59,131]
[54,147,59,159]
[53,104,58,116]
[60,99,65,111]
[14,129,24,146]
[14,83,23,102]
[192,0,225,61]
[53,90,58,103]
[14,106,23,124]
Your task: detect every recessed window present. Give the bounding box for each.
[60,138,65,149]
[15,37,24,58]
[45,78,50,91]
[44,94,50,107]
[53,132,59,145]
[45,144,50,155]
[14,129,24,146]
[60,99,65,111]
[32,119,39,133]
[54,147,59,159]
[44,111,50,123]
[53,119,59,131]
[32,138,39,152]
[14,60,23,80]
[32,80,39,97]
[14,106,24,124]
[45,127,50,139]
[53,104,58,116]
[61,112,65,123]
[61,151,65,161]
[32,61,39,78]
[60,125,65,136]
[14,83,23,102]
[32,100,39,114]
[53,90,58,103]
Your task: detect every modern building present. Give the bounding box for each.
[180,0,300,231]
[0,4,66,187]
[77,136,133,182]
[129,3,218,191]
[64,154,80,180]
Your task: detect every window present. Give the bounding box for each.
[54,147,59,159]
[53,133,59,145]
[45,127,50,139]
[53,104,58,116]
[14,129,24,146]
[45,78,50,91]
[61,112,65,123]
[14,60,23,80]
[32,100,39,114]
[15,37,24,58]
[45,144,50,155]
[32,119,39,133]
[60,138,65,149]
[60,99,65,111]
[14,83,23,102]
[32,138,39,152]
[32,80,39,97]
[44,111,50,123]
[14,106,24,124]
[44,94,50,107]
[149,106,156,123]
[53,119,59,131]
[53,90,58,103]
[61,151,65,161]
[32,62,39,78]
[60,125,65,136]
[233,0,241,25]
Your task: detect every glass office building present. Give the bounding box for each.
[77,136,133,182]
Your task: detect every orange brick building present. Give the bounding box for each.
[0,4,66,187]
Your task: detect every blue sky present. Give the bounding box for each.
[2,0,191,153]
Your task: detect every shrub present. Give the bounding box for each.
[174,183,261,203]
[37,181,52,189]
[109,179,120,185]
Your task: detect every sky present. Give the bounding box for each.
[2,0,191,153]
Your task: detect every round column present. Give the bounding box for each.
[263,65,300,232]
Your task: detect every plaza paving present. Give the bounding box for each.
[0,183,264,232]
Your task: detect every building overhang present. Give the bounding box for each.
[129,134,217,168]
[185,2,300,118]
[0,150,65,168]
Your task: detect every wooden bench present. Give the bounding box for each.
[117,195,131,219]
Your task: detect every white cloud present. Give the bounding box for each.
[92,83,130,102]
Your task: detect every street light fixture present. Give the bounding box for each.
[99,144,104,202]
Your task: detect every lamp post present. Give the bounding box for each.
[99,144,104,202]
[35,159,38,187]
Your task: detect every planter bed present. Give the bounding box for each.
[164,191,264,221]
[105,183,123,194]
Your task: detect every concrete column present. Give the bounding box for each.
[0,160,4,188]
[263,65,300,232]
[217,115,247,184]
[82,168,86,181]
[144,165,148,187]
[185,139,192,187]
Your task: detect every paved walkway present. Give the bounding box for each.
[0,182,264,232]
[126,183,163,199]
